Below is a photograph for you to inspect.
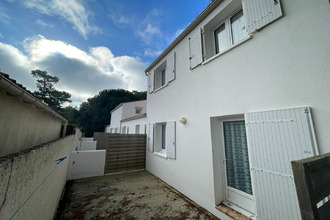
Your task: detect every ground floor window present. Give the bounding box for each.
[148,121,176,159]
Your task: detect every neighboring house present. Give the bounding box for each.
[108,100,147,134]
[0,72,68,157]
[145,1,330,220]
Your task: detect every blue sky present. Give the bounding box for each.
[0,0,210,106]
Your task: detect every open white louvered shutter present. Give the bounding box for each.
[148,71,154,93]
[166,52,176,83]
[148,124,154,152]
[189,30,203,69]
[166,121,176,159]
[242,0,283,34]
[245,107,318,220]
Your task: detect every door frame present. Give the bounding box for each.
[219,116,256,214]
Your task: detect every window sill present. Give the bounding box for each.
[153,151,167,159]
[153,83,168,93]
[202,35,251,66]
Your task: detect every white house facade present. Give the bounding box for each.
[108,100,147,134]
[145,0,330,220]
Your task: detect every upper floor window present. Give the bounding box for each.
[155,63,167,90]
[214,10,247,55]
[188,0,283,69]
[148,51,176,93]
[135,107,143,114]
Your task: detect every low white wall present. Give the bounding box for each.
[0,130,81,220]
[81,137,93,142]
[80,141,97,150]
[67,150,106,180]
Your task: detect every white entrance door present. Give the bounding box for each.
[222,120,255,214]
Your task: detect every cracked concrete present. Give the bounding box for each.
[55,170,220,220]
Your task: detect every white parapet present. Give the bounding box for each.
[67,150,106,180]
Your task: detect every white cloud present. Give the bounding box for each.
[137,23,161,45]
[108,13,132,28]
[144,49,162,57]
[12,0,98,39]
[0,36,148,105]
[136,9,162,45]
[36,19,53,28]
[0,8,10,24]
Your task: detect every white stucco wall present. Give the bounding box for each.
[109,105,123,132]
[121,100,147,119]
[146,0,330,219]
[67,150,106,180]
[0,130,81,220]
[0,90,64,157]
[121,117,147,134]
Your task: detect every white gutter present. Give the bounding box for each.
[0,73,67,122]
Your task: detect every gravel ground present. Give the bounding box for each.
[55,170,219,220]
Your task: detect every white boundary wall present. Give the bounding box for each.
[67,150,106,180]
[0,130,81,220]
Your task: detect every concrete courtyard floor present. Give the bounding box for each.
[55,170,219,220]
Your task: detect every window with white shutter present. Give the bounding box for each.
[242,0,283,34]
[166,121,176,159]
[152,51,176,92]
[148,124,154,152]
[166,52,176,83]
[245,107,318,220]
[189,29,203,69]
[148,71,154,93]
[150,121,176,159]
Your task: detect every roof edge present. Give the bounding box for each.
[121,113,147,123]
[145,0,223,73]
[0,72,67,122]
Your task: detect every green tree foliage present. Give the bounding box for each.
[77,89,147,137]
[31,70,71,110]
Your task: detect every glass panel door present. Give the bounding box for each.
[223,120,254,213]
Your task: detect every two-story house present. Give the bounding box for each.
[145,0,330,219]
[107,100,147,134]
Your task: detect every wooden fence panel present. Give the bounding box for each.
[104,134,146,174]
[93,132,107,150]
[291,152,330,220]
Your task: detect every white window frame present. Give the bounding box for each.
[154,61,167,91]
[149,51,175,93]
[135,124,140,134]
[210,9,250,60]
[153,122,167,157]
[149,121,176,159]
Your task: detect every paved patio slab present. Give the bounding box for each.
[55,170,219,220]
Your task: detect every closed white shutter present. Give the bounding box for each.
[166,121,176,159]
[148,124,154,152]
[245,107,318,220]
[148,71,154,93]
[166,51,176,83]
[189,30,203,69]
[242,0,283,34]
